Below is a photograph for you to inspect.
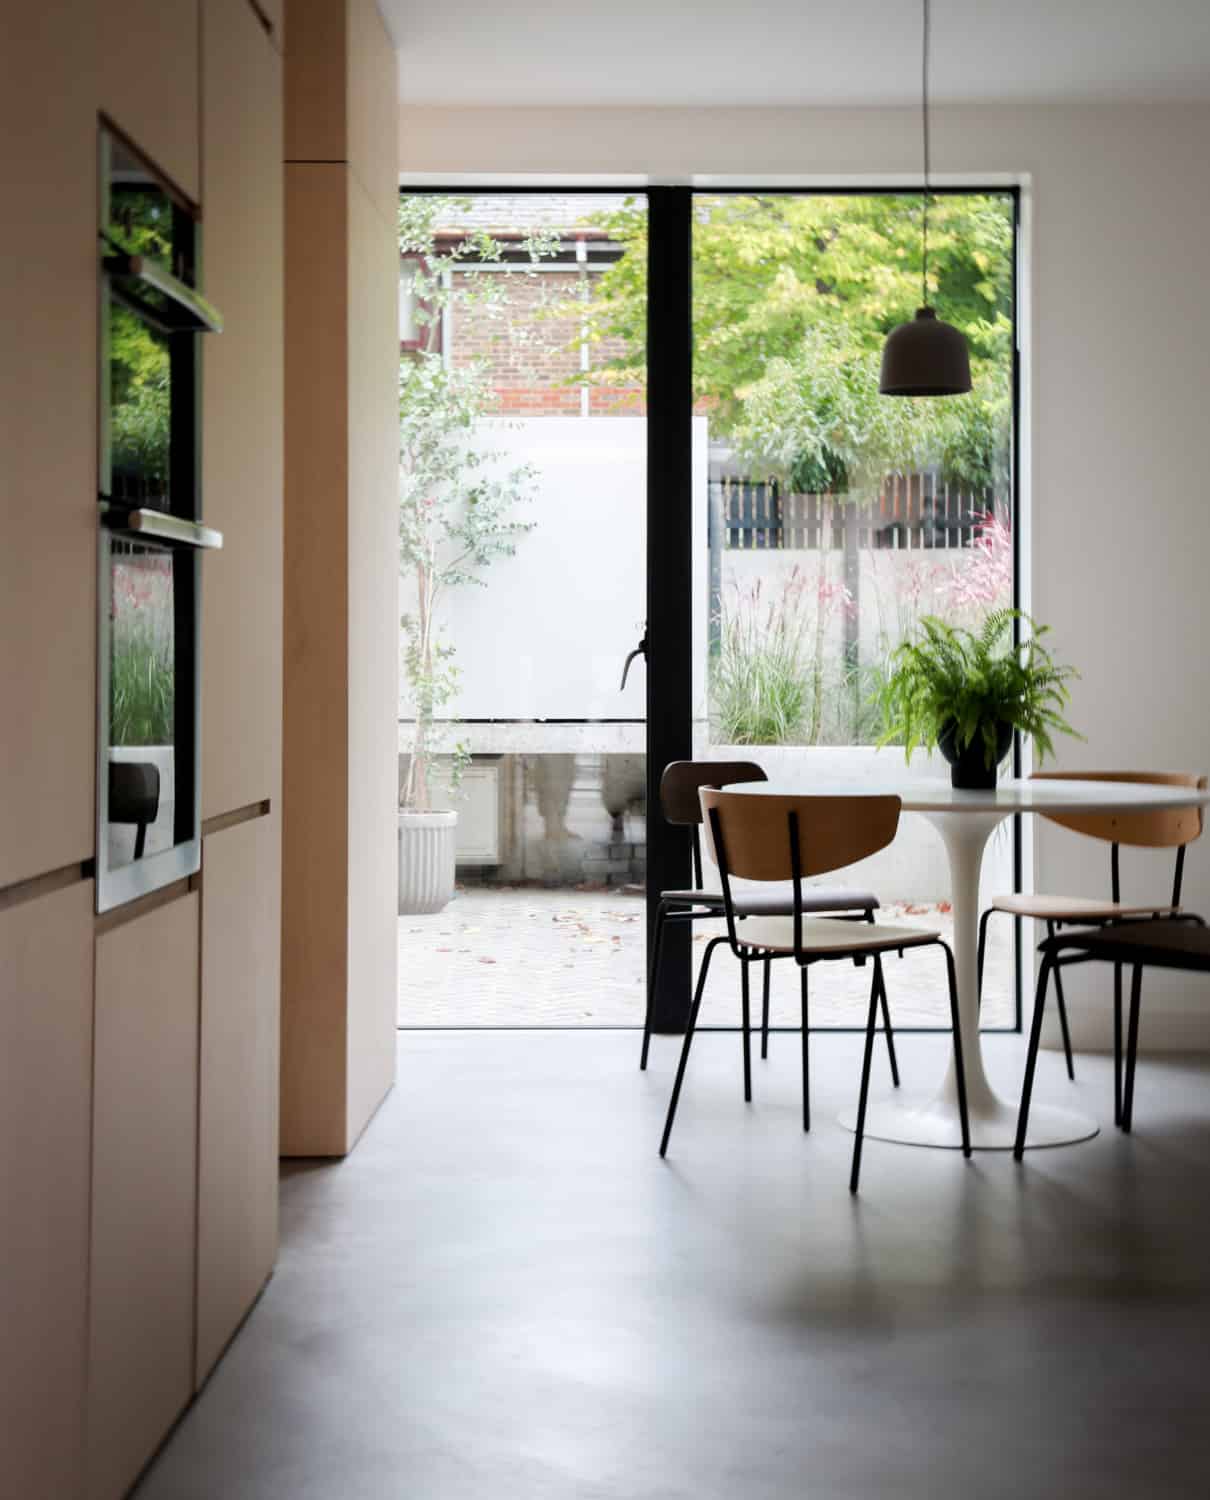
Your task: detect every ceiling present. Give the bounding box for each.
[385,0,1210,109]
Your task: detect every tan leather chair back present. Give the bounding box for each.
[700,789,901,881]
[1032,771,1207,849]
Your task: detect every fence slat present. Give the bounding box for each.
[714,473,1003,552]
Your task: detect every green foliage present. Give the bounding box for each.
[711,608,811,746]
[875,609,1080,768]
[111,637,174,746]
[109,305,170,494]
[580,192,1014,490]
[709,569,855,747]
[398,197,557,810]
[106,194,174,494]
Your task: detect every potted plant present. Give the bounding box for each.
[396,198,551,914]
[875,608,1080,789]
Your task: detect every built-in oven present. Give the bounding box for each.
[96,124,223,912]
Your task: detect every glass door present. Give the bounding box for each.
[689,189,1019,1031]
[397,191,651,1026]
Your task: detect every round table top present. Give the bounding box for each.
[729,775,1210,816]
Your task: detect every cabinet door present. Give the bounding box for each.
[201,0,284,822]
[88,894,199,1500]
[196,814,281,1383]
[97,0,200,202]
[0,882,94,1499]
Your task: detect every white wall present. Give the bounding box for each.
[403,416,708,723]
[400,102,1210,1048]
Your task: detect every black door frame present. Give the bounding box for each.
[644,187,695,1032]
[396,182,1023,1037]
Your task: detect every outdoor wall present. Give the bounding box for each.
[400,416,1011,903]
[399,100,1210,1049]
[400,417,702,724]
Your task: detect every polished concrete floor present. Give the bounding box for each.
[137,1031,1210,1500]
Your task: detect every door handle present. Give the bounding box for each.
[620,629,648,691]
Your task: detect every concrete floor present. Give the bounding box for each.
[137,1032,1210,1500]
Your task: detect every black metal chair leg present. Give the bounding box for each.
[740,958,753,1103]
[800,965,810,1132]
[760,959,771,1060]
[850,958,882,1194]
[976,908,992,1010]
[640,901,668,1071]
[941,944,972,1159]
[877,967,900,1087]
[659,938,723,1158]
[1014,956,1053,1160]
[1122,963,1143,1134]
[1113,962,1123,1126]
[1051,963,1076,1081]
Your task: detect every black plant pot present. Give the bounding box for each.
[937,719,1013,790]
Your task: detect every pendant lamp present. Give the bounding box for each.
[879,0,971,397]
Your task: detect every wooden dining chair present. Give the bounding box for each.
[1016,916,1209,1156]
[640,761,891,1080]
[977,770,1207,1090]
[660,789,971,1192]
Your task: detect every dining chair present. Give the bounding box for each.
[977,770,1207,1085]
[1015,916,1209,1155]
[640,761,892,1081]
[660,789,971,1192]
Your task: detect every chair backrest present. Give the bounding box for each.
[1031,770,1207,849]
[700,788,901,882]
[659,760,767,825]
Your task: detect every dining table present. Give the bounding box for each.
[731,775,1210,1151]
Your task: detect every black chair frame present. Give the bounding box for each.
[1014,909,1207,1158]
[981,840,1190,1092]
[660,804,971,1193]
[640,775,885,1074]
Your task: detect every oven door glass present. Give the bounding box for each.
[98,532,199,909]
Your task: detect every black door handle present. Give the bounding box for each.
[620,630,648,691]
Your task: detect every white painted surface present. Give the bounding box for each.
[400,100,1210,1049]
[402,417,709,724]
[388,1,1210,109]
[738,777,1210,816]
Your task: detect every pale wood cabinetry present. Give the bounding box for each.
[88,894,200,1500]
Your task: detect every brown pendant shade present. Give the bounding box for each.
[879,306,972,397]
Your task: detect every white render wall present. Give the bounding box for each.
[399,101,1210,1047]
[400,416,709,724]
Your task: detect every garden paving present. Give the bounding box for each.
[397,887,1016,1029]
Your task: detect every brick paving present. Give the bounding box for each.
[398,887,1016,1030]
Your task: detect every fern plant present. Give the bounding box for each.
[876,608,1080,769]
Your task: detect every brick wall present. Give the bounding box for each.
[449,269,646,416]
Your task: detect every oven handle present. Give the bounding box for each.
[101,248,224,335]
[101,505,223,551]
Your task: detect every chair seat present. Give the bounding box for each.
[738,916,939,956]
[660,884,878,917]
[989,892,1181,921]
[1040,917,1210,972]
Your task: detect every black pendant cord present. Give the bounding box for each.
[921,0,931,308]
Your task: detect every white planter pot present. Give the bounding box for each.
[398,809,458,915]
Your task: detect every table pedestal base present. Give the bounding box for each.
[839,1093,1099,1151]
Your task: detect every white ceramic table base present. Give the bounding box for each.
[838,807,1099,1151]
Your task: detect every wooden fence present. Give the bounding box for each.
[711,473,1003,551]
